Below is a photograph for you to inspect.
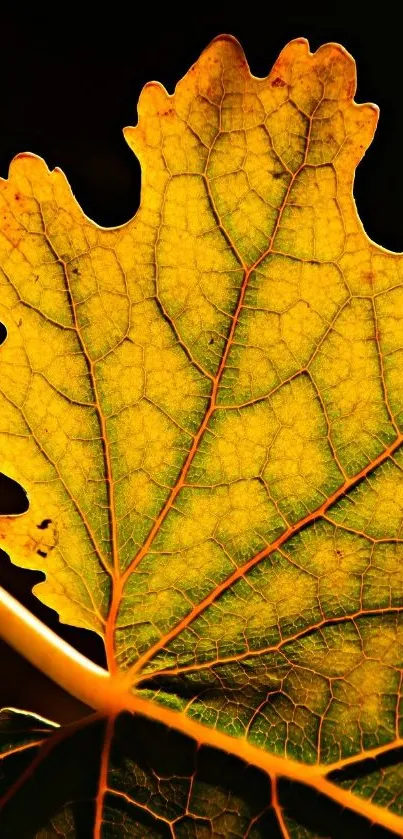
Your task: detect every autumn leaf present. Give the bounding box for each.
[1,33,403,837]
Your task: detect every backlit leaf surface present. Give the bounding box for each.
[1,35,403,836]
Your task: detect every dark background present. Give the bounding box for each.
[0,6,402,723]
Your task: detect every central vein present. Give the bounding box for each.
[104,101,315,671]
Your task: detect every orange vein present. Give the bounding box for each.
[38,215,121,669]
[106,99,318,669]
[322,737,403,775]
[0,741,45,761]
[1,590,403,837]
[129,432,403,679]
[94,716,115,839]
[0,714,98,814]
[123,692,403,838]
[271,775,291,839]
[136,605,403,680]
[372,296,400,434]
[40,220,119,580]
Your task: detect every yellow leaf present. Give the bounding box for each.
[2,35,403,837]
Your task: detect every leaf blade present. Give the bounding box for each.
[2,34,403,836]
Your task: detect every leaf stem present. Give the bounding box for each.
[0,587,118,714]
[1,585,403,836]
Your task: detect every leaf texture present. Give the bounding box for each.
[1,34,403,836]
[1,708,400,838]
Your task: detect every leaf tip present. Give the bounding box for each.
[6,151,50,183]
[201,32,249,71]
[205,32,244,50]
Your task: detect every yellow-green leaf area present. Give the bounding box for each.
[2,33,403,837]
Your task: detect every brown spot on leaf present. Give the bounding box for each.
[38,518,52,530]
[362,271,376,287]
[272,76,286,88]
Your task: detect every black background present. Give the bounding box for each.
[0,5,402,723]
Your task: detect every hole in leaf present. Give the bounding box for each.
[0,321,7,346]
[37,518,52,530]
[0,472,28,515]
